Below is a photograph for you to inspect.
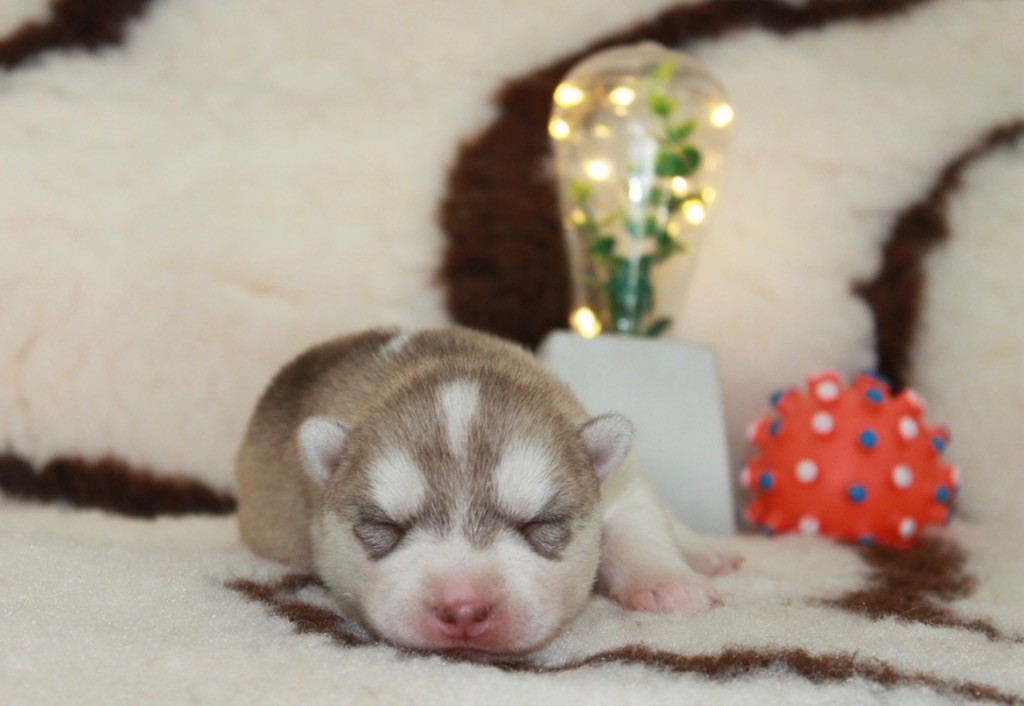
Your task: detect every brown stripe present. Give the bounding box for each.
[0,453,236,517]
[823,535,1022,643]
[440,0,937,348]
[856,119,1024,390]
[0,0,154,70]
[228,572,1023,704]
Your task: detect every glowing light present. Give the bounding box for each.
[702,187,717,203]
[548,118,570,140]
[710,103,734,128]
[628,178,643,203]
[571,307,602,339]
[554,83,585,107]
[608,86,636,107]
[571,209,587,225]
[592,124,611,138]
[584,160,611,181]
[670,176,688,196]
[683,199,706,224]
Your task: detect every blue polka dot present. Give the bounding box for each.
[936,486,951,504]
[770,390,784,406]
[770,420,782,438]
[861,370,892,390]
[759,472,774,491]
[858,536,876,547]
[932,436,947,453]
[858,430,878,450]
[849,485,867,503]
[865,389,884,404]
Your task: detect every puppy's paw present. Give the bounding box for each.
[611,574,721,614]
[681,547,743,577]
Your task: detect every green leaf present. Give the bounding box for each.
[647,93,677,118]
[653,235,685,262]
[645,317,673,338]
[651,60,675,83]
[647,187,667,207]
[655,152,683,177]
[669,120,697,142]
[588,236,616,256]
[569,181,592,203]
[680,146,702,174]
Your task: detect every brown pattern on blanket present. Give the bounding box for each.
[856,119,1024,391]
[825,535,1023,643]
[0,454,235,517]
[0,0,155,70]
[226,571,1024,704]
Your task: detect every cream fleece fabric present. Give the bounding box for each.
[1,498,1021,705]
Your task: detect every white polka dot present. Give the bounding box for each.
[811,411,835,435]
[905,389,927,411]
[892,464,914,488]
[745,420,759,442]
[798,516,820,535]
[795,459,818,483]
[899,517,917,539]
[739,465,753,488]
[898,416,919,441]
[815,381,840,402]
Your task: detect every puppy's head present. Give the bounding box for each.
[298,373,631,656]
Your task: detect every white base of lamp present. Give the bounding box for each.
[537,331,736,535]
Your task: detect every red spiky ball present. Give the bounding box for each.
[742,371,958,549]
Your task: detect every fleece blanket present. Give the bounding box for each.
[1,0,1022,703]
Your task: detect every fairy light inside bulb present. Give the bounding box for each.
[710,103,734,128]
[548,118,570,140]
[571,307,602,338]
[608,86,636,106]
[683,199,706,224]
[670,176,688,196]
[584,160,611,180]
[554,83,585,107]
[702,187,717,203]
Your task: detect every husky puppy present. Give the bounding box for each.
[237,327,739,656]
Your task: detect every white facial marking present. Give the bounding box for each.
[437,379,480,455]
[494,438,557,518]
[370,447,426,519]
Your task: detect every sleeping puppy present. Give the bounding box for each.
[236,327,740,656]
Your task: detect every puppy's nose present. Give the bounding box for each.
[433,600,494,638]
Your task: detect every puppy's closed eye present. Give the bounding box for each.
[519,519,572,560]
[353,507,408,559]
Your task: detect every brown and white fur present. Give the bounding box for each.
[236,327,740,656]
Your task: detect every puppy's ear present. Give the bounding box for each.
[580,413,634,481]
[298,416,349,485]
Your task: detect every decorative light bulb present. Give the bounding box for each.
[550,42,732,338]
